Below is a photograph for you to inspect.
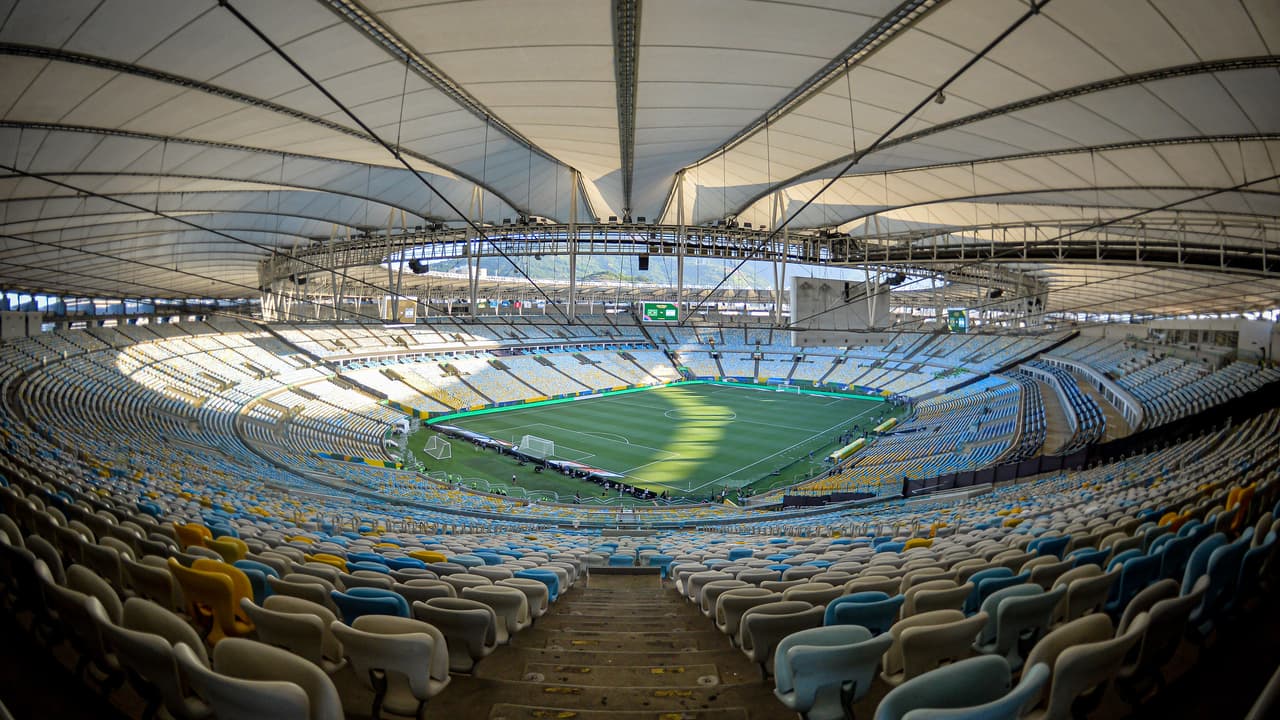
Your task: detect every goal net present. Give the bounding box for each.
[424,435,452,461]
[518,434,555,460]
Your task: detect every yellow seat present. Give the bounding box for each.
[904,538,933,551]
[307,553,349,571]
[207,536,249,563]
[287,535,316,544]
[409,550,447,564]
[173,522,212,549]
[167,558,254,645]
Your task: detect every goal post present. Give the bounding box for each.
[424,435,452,460]
[518,434,555,460]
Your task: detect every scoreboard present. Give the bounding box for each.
[947,308,969,334]
[641,301,679,322]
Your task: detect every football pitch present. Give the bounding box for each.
[409,382,891,500]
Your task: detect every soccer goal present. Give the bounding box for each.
[518,434,555,460]
[424,435,452,461]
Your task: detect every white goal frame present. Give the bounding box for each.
[424,435,452,460]
[518,434,555,460]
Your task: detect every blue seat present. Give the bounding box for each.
[767,554,791,563]
[1231,530,1277,612]
[963,568,1013,614]
[802,560,832,568]
[330,587,411,623]
[773,625,893,720]
[728,548,754,561]
[233,559,279,604]
[647,554,675,578]
[1104,554,1161,616]
[514,569,560,603]
[608,553,635,567]
[383,556,427,572]
[1106,549,1143,571]
[1028,535,1070,559]
[1181,533,1228,596]
[900,662,1050,720]
[1191,529,1253,633]
[875,655,1017,720]
[348,560,391,575]
[1068,547,1110,569]
[824,592,904,635]
[347,551,386,566]
[877,541,907,554]
[449,554,485,569]
[976,572,1031,605]
[1154,534,1197,580]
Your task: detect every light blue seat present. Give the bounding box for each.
[330,587,411,623]
[449,554,485,569]
[514,569,560,603]
[773,625,893,720]
[874,655,1015,720]
[974,585,1065,671]
[608,553,635,567]
[973,585,1041,648]
[825,592,905,636]
[900,662,1049,720]
[473,552,505,566]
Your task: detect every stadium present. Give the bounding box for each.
[0,1,1278,719]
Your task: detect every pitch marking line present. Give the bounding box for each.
[685,403,884,493]
[501,422,679,461]
[584,431,630,444]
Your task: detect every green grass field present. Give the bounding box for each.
[408,382,892,502]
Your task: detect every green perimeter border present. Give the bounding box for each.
[424,379,885,427]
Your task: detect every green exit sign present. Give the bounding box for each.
[641,302,679,322]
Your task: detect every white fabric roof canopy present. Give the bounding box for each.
[0,0,1276,313]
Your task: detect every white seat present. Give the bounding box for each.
[330,615,452,720]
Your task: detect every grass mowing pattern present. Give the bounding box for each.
[410,383,891,500]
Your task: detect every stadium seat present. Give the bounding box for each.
[175,638,342,720]
[739,600,825,676]
[167,558,253,645]
[329,615,451,719]
[330,587,412,623]
[461,585,531,643]
[773,624,892,720]
[825,592,905,635]
[874,655,1016,720]
[412,598,498,672]
[239,597,346,674]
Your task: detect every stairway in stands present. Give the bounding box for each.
[426,573,796,720]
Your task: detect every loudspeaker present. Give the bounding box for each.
[988,289,1004,299]
[638,255,649,271]
[408,259,429,274]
